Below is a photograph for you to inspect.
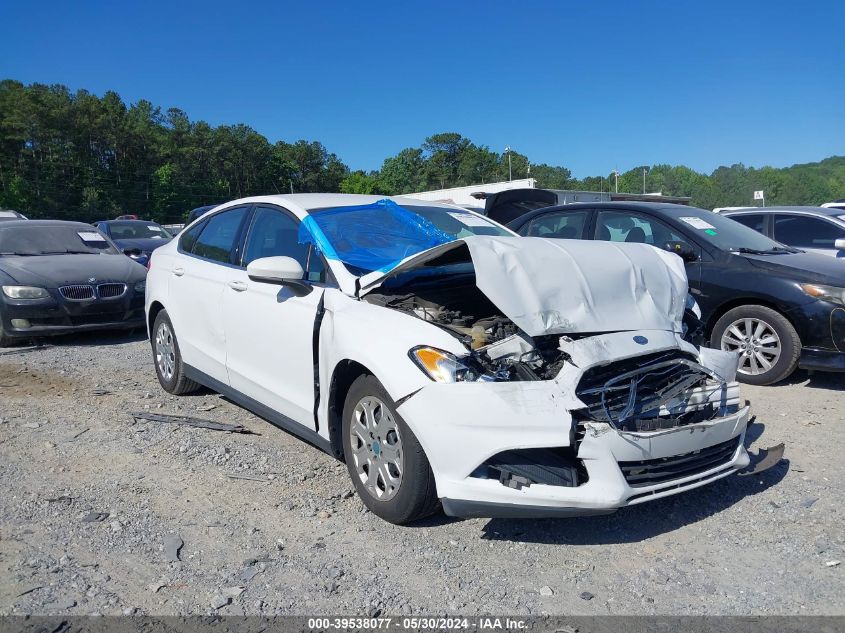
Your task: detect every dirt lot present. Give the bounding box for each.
[0,332,843,616]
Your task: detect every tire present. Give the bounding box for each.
[341,374,440,524]
[151,309,201,395]
[710,305,801,385]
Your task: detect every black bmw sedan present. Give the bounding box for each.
[507,201,845,385]
[0,220,147,345]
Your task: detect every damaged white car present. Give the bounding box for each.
[145,194,759,524]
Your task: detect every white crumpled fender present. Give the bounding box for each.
[314,289,468,440]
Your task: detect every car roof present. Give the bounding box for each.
[723,205,845,217]
[507,200,708,227]
[210,193,468,218]
[0,219,94,230]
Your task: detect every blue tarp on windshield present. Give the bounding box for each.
[298,199,454,273]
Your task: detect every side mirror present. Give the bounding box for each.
[835,238,845,251]
[247,256,312,296]
[665,241,699,263]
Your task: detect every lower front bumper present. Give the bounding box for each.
[441,498,617,519]
[799,347,845,372]
[1,296,145,339]
[398,378,750,519]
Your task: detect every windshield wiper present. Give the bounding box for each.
[0,251,37,256]
[40,250,96,255]
[734,246,794,255]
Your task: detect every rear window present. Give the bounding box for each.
[105,222,172,240]
[191,208,248,264]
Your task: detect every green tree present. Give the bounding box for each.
[340,171,388,195]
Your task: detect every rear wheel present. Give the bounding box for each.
[151,310,200,395]
[341,374,439,524]
[711,305,801,385]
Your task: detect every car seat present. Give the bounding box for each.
[625,227,647,243]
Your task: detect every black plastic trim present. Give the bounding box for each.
[311,293,326,430]
[441,498,616,519]
[183,364,332,454]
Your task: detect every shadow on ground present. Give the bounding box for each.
[778,369,844,392]
[475,452,788,545]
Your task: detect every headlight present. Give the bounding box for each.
[2,285,49,299]
[409,346,482,383]
[800,283,845,306]
[134,280,146,293]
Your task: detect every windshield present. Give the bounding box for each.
[0,225,120,256]
[667,207,789,252]
[300,199,510,274]
[105,221,172,240]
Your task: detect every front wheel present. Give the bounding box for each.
[710,305,801,385]
[341,374,440,524]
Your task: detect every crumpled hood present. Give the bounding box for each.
[360,236,688,337]
[0,254,147,288]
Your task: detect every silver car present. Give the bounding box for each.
[721,206,845,258]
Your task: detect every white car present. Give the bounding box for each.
[145,194,754,524]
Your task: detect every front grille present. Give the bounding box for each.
[97,283,126,298]
[575,350,725,432]
[60,285,95,300]
[618,436,740,488]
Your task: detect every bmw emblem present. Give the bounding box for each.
[633,335,648,345]
[88,277,97,283]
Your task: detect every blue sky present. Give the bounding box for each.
[2,0,843,177]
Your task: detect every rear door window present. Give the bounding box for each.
[595,211,684,246]
[524,211,589,239]
[191,208,248,264]
[773,214,845,248]
[728,213,766,233]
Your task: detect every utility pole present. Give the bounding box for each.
[505,146,512,182]
[611,169,619,193]
[642,167,649,194]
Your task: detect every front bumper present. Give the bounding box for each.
[0,292,145,339]
[792,302,845,372]
[397,380,750,518]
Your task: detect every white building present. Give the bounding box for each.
[402,178,536,208]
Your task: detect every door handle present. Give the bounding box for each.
[228,280,248,292]
[172,266,185,277]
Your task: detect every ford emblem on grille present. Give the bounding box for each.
[633,335,648,345]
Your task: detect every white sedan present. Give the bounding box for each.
[145,194,754,524]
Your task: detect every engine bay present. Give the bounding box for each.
[363,277,571,381]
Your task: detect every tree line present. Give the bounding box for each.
[1,80,843,223]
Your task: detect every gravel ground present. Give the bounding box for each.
[0,331,843,617]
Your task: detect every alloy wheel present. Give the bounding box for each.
[349,396,403,501]
[720,317,781,376]
[155,321,176,381]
